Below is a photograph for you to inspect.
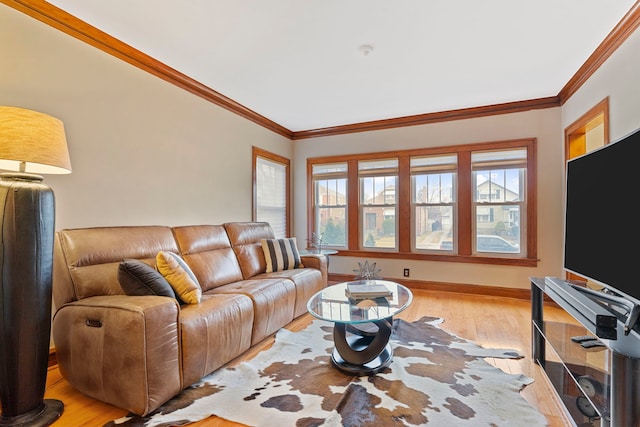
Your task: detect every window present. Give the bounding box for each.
[253,147,289,238]
[359,159,398,249]
[472,149,525,256]
[312,163,347,247]
[307,138,537,266]
[411,155,456,251]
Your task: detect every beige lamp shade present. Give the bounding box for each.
[0,106,72,174]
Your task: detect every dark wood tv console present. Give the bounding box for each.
[531,277,640,427]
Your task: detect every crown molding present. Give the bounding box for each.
[292,97,561,140]
[558,1,640,103]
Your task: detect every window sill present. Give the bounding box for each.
[331,249,538,267]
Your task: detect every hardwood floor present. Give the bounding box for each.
[44,288,574,426]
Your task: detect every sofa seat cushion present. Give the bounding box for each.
[257,268,325,318]
[299,254,328,285]
[179,293,254,386]
[209,278,296,345]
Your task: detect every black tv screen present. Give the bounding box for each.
[564,127,640,305]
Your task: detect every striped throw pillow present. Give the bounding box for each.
[261,238,302,273]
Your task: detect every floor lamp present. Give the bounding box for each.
[0,106,71,426]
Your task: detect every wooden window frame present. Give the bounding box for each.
[252,146,291,237]
[307,139,538,267]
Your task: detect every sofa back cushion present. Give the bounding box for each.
[53,226,178,307]
[172,225,244,292]
[223,222,274,279]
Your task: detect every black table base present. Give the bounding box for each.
[331,318,393,375]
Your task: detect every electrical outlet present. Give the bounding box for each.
[403,268,410,277]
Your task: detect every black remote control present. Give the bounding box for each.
[581,339,606,348]
[571,335,597,343]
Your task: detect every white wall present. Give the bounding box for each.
[0,5,293,230]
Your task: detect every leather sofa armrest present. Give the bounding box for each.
[52,295,182,416]
[300,254,328,284]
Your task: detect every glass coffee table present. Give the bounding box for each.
[307,280,413,375]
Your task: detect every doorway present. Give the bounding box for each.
[564,97,609,282]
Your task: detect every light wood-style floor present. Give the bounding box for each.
[44,288,574,426]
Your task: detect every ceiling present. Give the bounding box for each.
[43,1,637,132]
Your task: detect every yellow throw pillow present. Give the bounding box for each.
[156,251,202,304]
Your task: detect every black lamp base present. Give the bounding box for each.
[0,400,63,427]
[0,176,61,426]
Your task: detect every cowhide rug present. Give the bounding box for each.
[105,316,548,427]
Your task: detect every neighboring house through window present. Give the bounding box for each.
[411,154,456,251]
[311,162,347,247]
[359,158,398,250]
[471,148,526,255]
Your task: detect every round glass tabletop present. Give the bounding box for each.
[307,280,413,324]
[299,249,339,256]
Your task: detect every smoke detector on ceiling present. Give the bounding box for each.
[358,44,374,56]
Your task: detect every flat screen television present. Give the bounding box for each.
[564,126,640,331]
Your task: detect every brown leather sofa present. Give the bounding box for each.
[51,222,327,416]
